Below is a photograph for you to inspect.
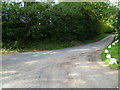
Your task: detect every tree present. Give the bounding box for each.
[2,2,118,49]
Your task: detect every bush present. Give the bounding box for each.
[2,2,118,49]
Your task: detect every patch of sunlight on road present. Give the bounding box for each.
[42,51,52,54]
[68,73,79,76]
[32,55,39,57]
[43,51,59,54]
[25,61,38,64]
[74,79,86,84]
[75,65,89,68]
[42,51,60,55]
[2,76,12,80]
[70,49,90,52]
[49,79,60,81]
[92,47,100,50]
[2,71,17,74]
[105,71,118,75]
[75,63,81,65]
[49,52,59,54]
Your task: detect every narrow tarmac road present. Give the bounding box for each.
[2,35,118,88]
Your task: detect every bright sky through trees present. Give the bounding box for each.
[109,0,120,9]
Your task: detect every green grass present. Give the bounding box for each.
[1,33,110,53]
[101,35,119,69]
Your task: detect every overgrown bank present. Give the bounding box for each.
[2,2,118,52]
[101,34,120,69]
[1,34,109,53]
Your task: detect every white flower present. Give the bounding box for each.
[109,58,117,64]
[104,49,109,53]
[115,41,118,43]
[108,45,111,48]
[115,40,119,43]
[112,43,115,45]
[106,54,111,59]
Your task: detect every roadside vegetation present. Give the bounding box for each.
[1,34,110,53]
[101,35,120,69]
[1,2,118,53]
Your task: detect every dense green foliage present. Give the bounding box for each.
[2,2,118,49]
[118,10,120,34]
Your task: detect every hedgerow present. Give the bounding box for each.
[2,2,118,49]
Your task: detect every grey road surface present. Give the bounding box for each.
[2,35,118,88]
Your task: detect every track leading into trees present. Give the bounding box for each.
[2,35,118,88]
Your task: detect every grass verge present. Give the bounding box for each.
[101,35,119,69]
[1,34,110,53]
